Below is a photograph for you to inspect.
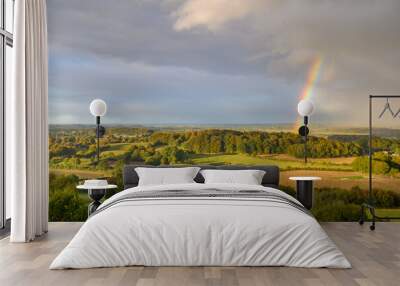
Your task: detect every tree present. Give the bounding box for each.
[97,160,109,170]
[145,154,161,166]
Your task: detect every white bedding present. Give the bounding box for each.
[50,183,351,269]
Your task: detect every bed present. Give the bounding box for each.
[50,165,351,269]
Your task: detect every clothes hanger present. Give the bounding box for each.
[378,98,395,118]
[393,107,400,118]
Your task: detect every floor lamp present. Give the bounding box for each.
[89,99,107,164]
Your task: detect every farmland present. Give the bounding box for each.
[49,126,400,192]
[51,152,400,192]
[48,125,400,221]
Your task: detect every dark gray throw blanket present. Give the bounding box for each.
[91,189,311,218]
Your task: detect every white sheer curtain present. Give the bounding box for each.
[9,0,49,242]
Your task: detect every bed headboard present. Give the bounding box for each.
[123,165,280,189]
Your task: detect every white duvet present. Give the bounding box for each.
[50,183,351,269]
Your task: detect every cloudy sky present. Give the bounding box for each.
[47,0,400,126]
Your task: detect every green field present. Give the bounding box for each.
[50,127,400,182]
[51,148,400,192]
[190,153,353,171]
[366,209,400,220]
[50,168,110,178]
[101,143,132,157]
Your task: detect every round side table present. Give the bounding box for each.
[289,177,321,210]
[77,184,117,216]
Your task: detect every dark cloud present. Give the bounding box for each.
[47,0,400,126]
[49,53,295,124]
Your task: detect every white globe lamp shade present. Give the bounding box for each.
[297,99,314,116]
[90,99,107,117]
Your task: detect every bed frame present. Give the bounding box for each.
[123,165,280,190]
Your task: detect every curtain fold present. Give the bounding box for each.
[10,0,49,242]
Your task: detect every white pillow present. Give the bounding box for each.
[200,169,266,185]
[135,167,200,186]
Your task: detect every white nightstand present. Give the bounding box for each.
[77,184,117,216]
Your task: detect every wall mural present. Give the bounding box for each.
[47,0,400,222]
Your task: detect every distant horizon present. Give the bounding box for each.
[48,122,400,130]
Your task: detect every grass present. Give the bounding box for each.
[106,143,132,151]
[190,153,353,171]
[340,175,365,180]
[101,150,125,157]
[281,169,400,192]
[366,209,400,220]
[100,143,132,157]
[50,168,110,179]
[78,191,91,202]
[270,154,356,165]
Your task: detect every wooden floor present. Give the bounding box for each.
[0,222,399,286]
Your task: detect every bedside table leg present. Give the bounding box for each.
[88,201,101,216]
[87,189,106,216]
[296,181,314,210]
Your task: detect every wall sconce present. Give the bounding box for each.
[89,99,107,164]
[297,99,314,164]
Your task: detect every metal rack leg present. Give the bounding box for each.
[360,203,400,230]
[370,207,376,231]
[359,204,365,225]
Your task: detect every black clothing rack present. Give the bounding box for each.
[359,95,400,230]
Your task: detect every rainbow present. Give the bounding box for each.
[293,56,323,132]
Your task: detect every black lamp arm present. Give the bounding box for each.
[95,116,106,164]
[95,116,106,138]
